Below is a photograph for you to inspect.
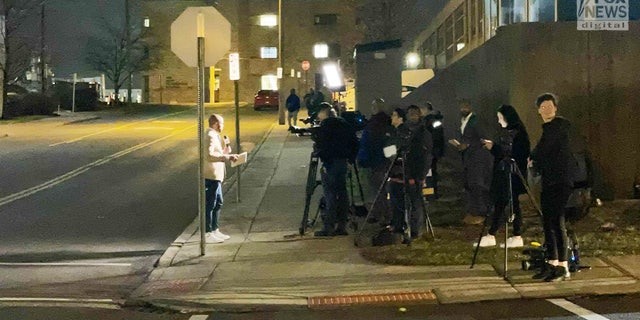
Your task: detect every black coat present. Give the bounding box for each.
[531,116,573,187]
[388,122,433,180]
[315,116,359,165]
[460,114,493,189]
[489,124,531,202]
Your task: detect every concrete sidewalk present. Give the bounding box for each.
[130,124,640,312]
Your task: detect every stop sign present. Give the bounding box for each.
[301,60,310,71]
[171,7,231,67]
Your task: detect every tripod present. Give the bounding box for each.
[299,152,323,235]
[470,159,543,279]
[354,150,435,246]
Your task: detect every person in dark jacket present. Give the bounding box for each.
[423,102,445,198]
[454,101,494,225]
[356,98,392,223]
[286,88,301,129]
[387,106,433,239]
[475,105,531,248]
[314,103,359,237]
[530,93,573,282]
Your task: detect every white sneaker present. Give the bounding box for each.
[500,237,524,248]
[213,229,230,240]
[206,232,224,243]
[474,235,496,247]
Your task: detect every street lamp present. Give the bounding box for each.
[277,0,285,125]
[405,52,420,69]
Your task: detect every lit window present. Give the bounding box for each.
[260,47,278,59]
[314,43,328,58]
[261,75,278,90]
[144,17,150,28]
[259,14,278,27]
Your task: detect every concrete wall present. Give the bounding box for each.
[402,22,640,199]
[355,47,404,117]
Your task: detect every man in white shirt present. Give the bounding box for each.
[454,101,493,225]
[203,114,238,243]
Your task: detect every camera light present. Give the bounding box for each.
[432,120,442,128]
[322,63,344,89]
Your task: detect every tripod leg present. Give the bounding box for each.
[300,156,319,235]
[354,157,396,243]
[471,215,490,269]
[421,197,435,239]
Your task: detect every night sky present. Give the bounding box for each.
[19,0,128,78]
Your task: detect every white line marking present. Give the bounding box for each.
[189,315,209,320]
[49,110,191,146]
[0,262,132,267]
[0,125,195,208]
[547,299,610,320]
[0,298,115,303]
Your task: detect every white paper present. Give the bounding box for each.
[383,145,397,158]
[231,152,247,167]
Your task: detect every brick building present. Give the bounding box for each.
[140,0,364,104]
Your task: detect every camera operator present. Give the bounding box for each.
[314,103,359,237]
[387,106,433,239]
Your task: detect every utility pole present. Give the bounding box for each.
[40,2,46,94]
[125,0,133,104]
[277,0,285,125]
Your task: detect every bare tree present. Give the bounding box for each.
[1,0,42,118]
[85,17,158,104]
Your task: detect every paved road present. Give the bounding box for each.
[0,106,277,301]
[1,295,640,319]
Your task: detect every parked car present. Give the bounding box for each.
[253,90,279,110]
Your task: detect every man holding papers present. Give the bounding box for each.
[203,114,239,243]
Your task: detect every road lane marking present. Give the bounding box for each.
[547,299,610,320]
[49,109,192,146]
[0,125,195,208]
[0,262,132,267]
[189,316,209,320]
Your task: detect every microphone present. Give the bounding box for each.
[223,135,231,147]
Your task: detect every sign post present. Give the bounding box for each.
[229,52,241,203]
[171,7,230,256]
[301,61,310,93]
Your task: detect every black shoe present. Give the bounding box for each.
[314,230,334,237]
[544,266,568,282]
[532,263,554,279]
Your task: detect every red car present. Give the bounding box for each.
[253,90,279,110]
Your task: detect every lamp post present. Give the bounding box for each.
[277,0,285,125]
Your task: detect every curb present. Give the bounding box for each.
[63,116,101,125]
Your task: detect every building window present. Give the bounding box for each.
[486,0,499,39]
[329,43,341,58]
[529,0,556,22]
[261,75,278,90]
[260,47,278,59]
[314,43,329,58]
[314,14,337,25]
[454,3,466,52]
[259,14,278,27]
[500,0,527,25]
[144,17,150,28]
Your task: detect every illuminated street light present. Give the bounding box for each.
[405,52,420,69]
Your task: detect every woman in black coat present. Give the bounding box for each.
[475,105,531,248]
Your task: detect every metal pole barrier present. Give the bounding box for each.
[234,79,241,203]
[197,36,206,256]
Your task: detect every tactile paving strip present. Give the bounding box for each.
[308,291,436,308]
